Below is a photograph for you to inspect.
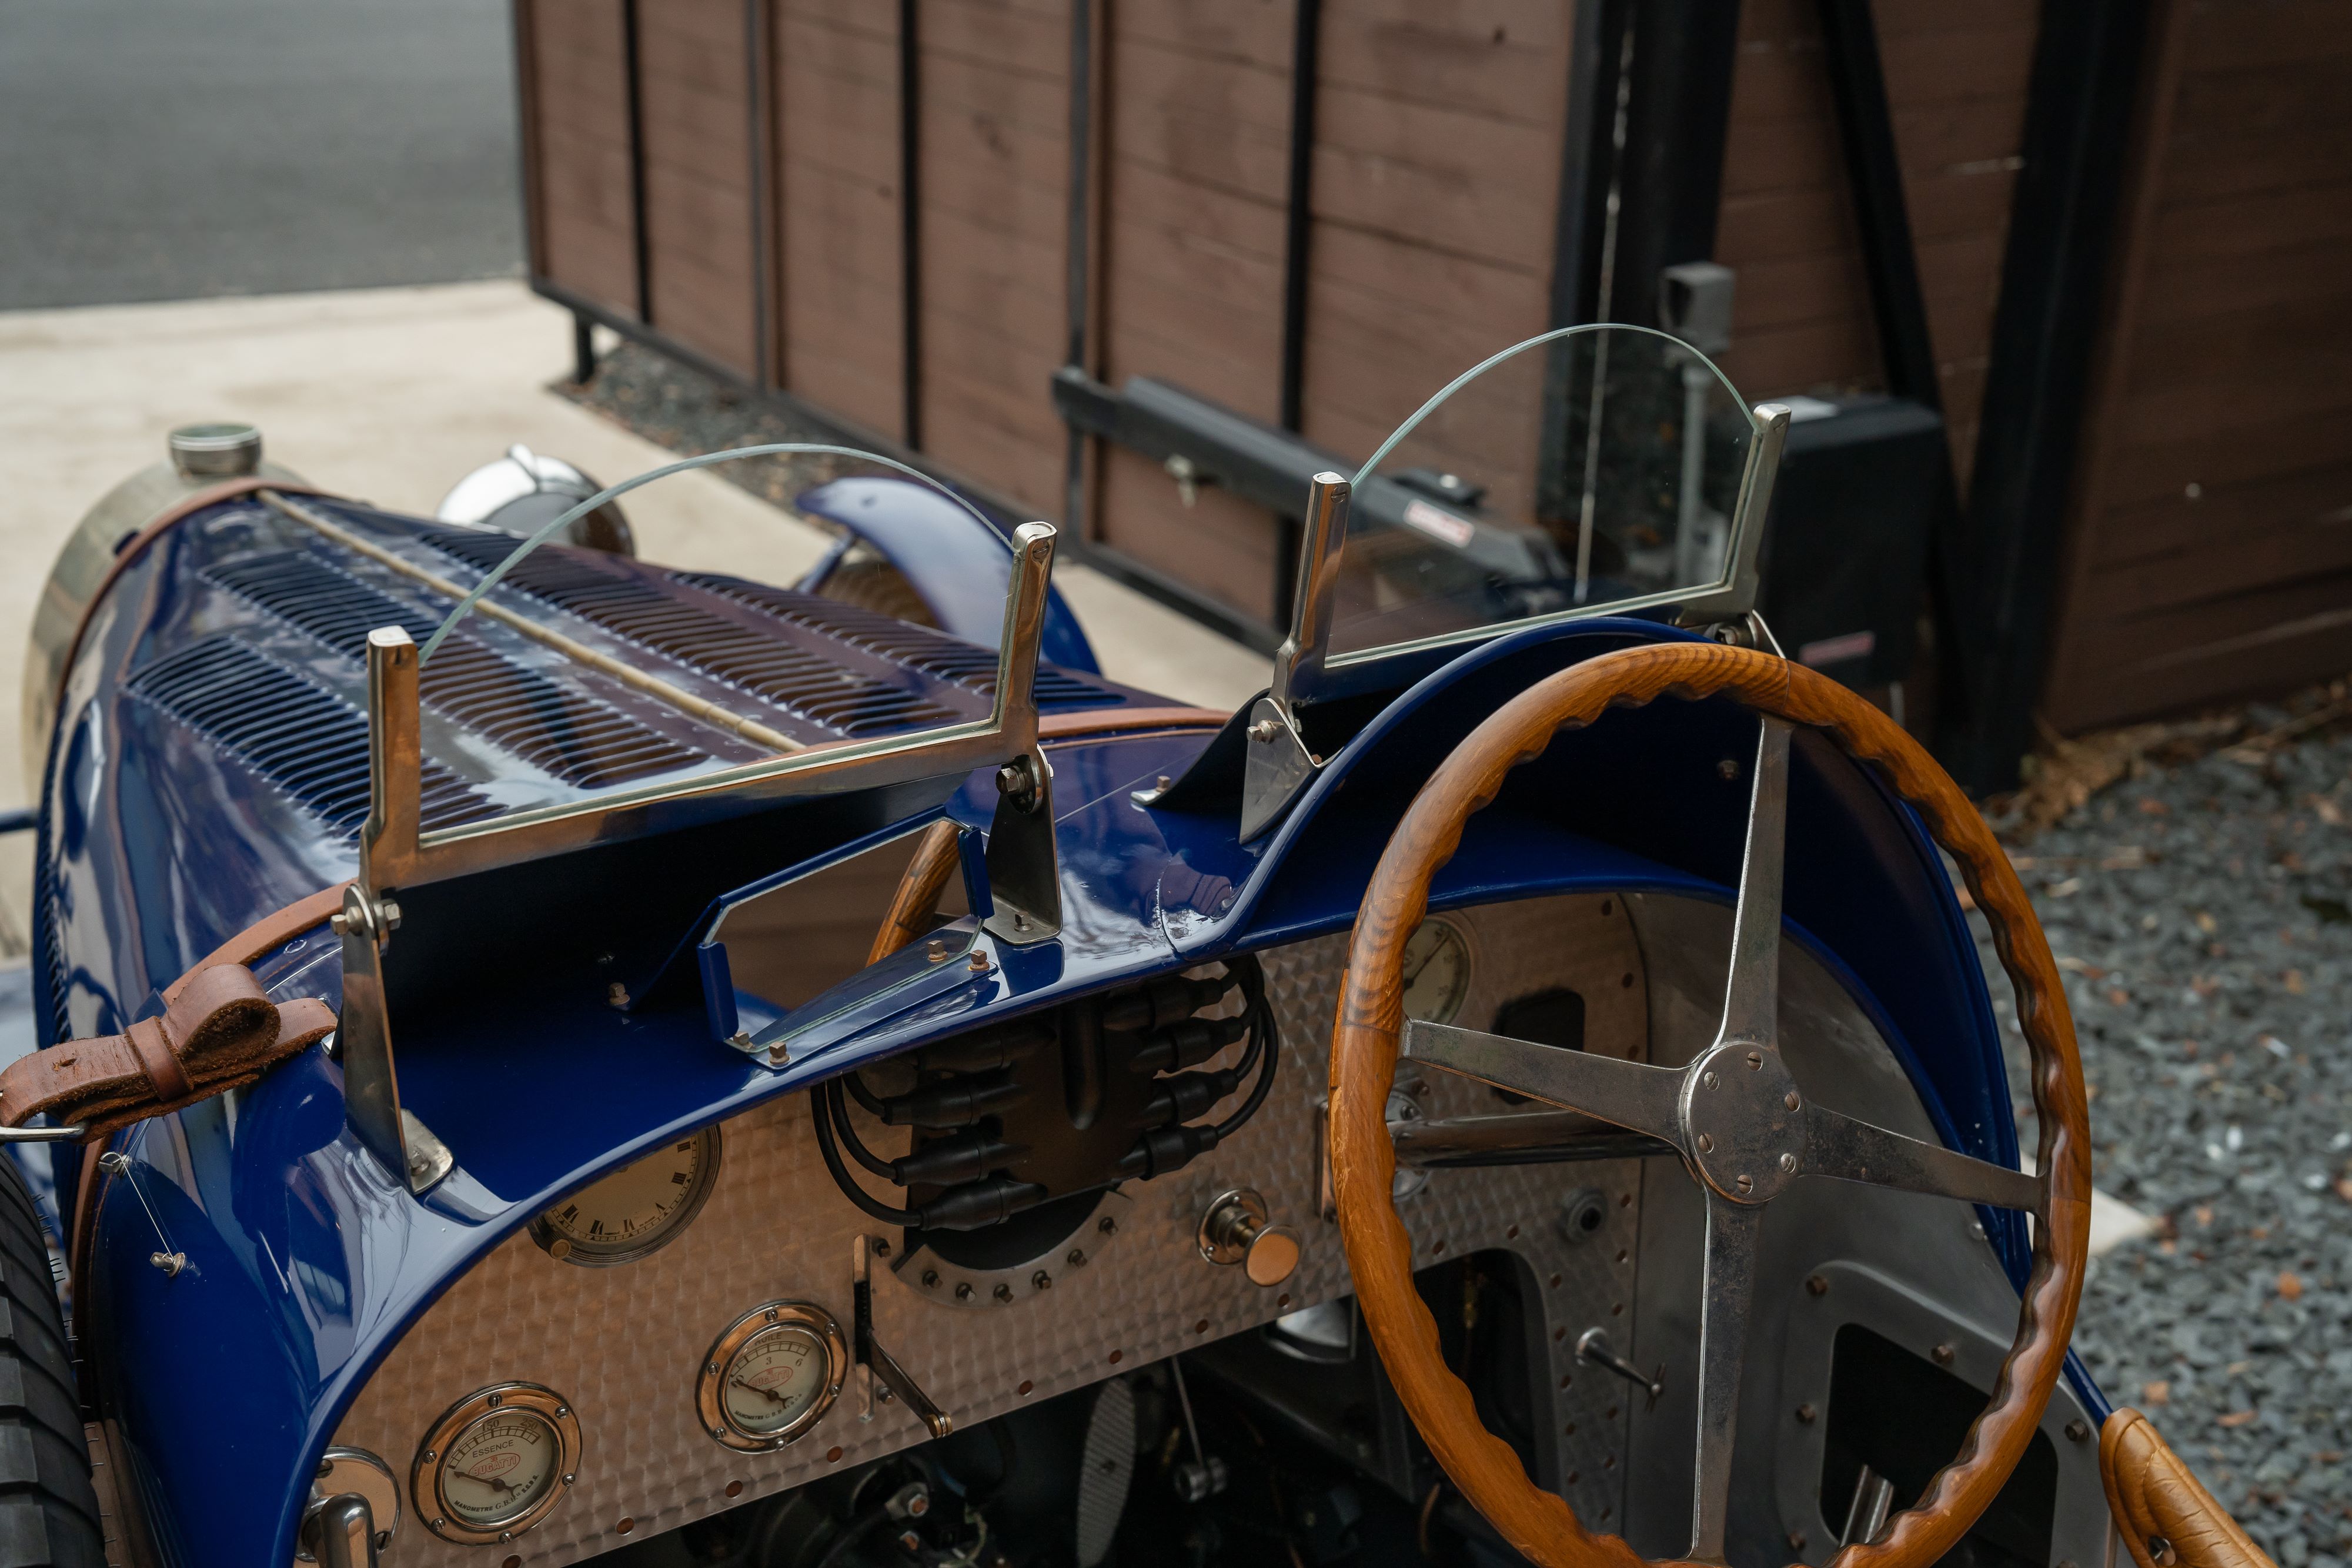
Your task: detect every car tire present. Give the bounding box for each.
[0,1156,103,1566]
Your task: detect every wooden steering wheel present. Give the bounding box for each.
[1328,641,2093,1568]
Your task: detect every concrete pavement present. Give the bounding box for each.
[0,280,1268,954]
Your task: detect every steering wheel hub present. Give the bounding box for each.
[1679,1041,1803,1204]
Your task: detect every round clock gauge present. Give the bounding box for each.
[413,1383,580,1545]
[697,1302,848,1453]
[530,1125,721,1267]
[1399,917,1473,1026]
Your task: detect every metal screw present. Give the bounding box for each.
[874,1239,891,1258]
[1806,1275,1829,1296]
[708,1362,720,1375]
[956,1283,974,1302]
[923,1269,941,1288]
[380,900,401,931]
[1033,1271,1053,1291]
[926,940,947,962]
[1697,1134,1714,1153]
[563,1473,576,1486]
[994,1283,1014,1303]
[487,1392,503,1406]
[150,1251,186,1276]
[900,1531,923,1553]
[2065,1419,2090,1443]
[1932,1343,1956,1366]
[1155,775,1172,791]
[1795,1403,1816,1425]
[1736,1175,1753,1195]
[1248,720,1280,743]
[1718,758,1741,781]
[1099,1216,1118,1236]
[1785,1091,1800,1110]
[1778,1152,1797,1172]
[1702,1071,1720,1090]
[1067,1248,1087,1267]
[995,762,1026,796]
[1746,1050,1762,1069]
[318,1459,335,1478]
[607,981,630,1008]
[968,951,991,972]
[1788,1530,1808,1552]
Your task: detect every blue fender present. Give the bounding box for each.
[793,477,1101,674]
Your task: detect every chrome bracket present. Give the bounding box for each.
[981,524,1064,945]
[339,627,453,1195]
[1240,472,1348,841]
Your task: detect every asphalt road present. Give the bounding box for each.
[0,0,524,310]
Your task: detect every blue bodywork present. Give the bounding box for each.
[793,476,1100,674]
[16,490,2092,1564]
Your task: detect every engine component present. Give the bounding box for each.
[811,958,1281,1238]
[1195,1188,1301,1288]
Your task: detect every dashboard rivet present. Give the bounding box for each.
[423,1450,436,1462]
[2066,1419,2091,1443]
[1806,1275,1829,1296]
[486,1393,502,1407]
[994,1284,1014,1303]
[563,1474,575,1486]
[1778,1153,1797,1172]
[1788,1530,1809,1552]
[1067,1248,1087,1267]
[316,1458,334,1478]
[873,1239,891,1258]
[555,1405,569,1417]
[1932,1343,1956,1366]
[1786,1091,1801,1110]
[766,1306,779,1320]
[1795,1403,1817,1425]
[956,1283,974,1301]
[923,1269,941,1288]
[1033,1271,1053,1291]
[708,1362,719,1375]
[1099,1216,1118,1236]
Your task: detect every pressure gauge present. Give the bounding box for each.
[697,1302,848,1452]
[530,1125,721,1266]
[412,1383,580,1545]
[1400,918,1472,1026]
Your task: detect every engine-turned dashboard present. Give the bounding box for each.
[330,893,1654,1563]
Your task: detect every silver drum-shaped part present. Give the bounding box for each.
[293,1446,401,1564]
[436,444,635,557]
[21,426,305,798]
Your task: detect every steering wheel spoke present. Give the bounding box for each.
[1391,1109,1681,1169]
[1689,1192,1765,1564]
[1717,717,1793,1055]
[1401,1020,1688,1148]
[1803,1102,2043,1211]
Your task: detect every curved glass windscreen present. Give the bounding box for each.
[1328,325,1759,661]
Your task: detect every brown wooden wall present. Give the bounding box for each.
[516,0,2052,637]
[2037,0,2352,732]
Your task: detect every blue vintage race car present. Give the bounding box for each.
[1,328,2245,1568]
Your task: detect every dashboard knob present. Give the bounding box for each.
[1196,1188,1300,1286]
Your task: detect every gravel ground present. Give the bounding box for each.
[1983,686,2352,1567]
[562,342,871,526]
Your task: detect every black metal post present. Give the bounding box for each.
[571,313,597,385]
[1063,0,1094,537]
[744,0,773,389]
[1815,0,1940,407]
[1933,1,2153,791]
[1536,0,1633,521]
[1606,1,1742,330]
[899,0,923,449]
[1277,0,1322,434]
[621,0,652,326]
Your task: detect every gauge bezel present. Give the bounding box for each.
[697,1300,848,1453]
[412,1382,581,1545]
[1399,916,1475,1026]
[529,1124,723,1267]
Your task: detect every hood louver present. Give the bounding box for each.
[124,637,497,838]
[419,531,971,738]
[674,573,1115,710]
[203,551,710,789]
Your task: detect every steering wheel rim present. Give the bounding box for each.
[1328,641,2093,1568]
